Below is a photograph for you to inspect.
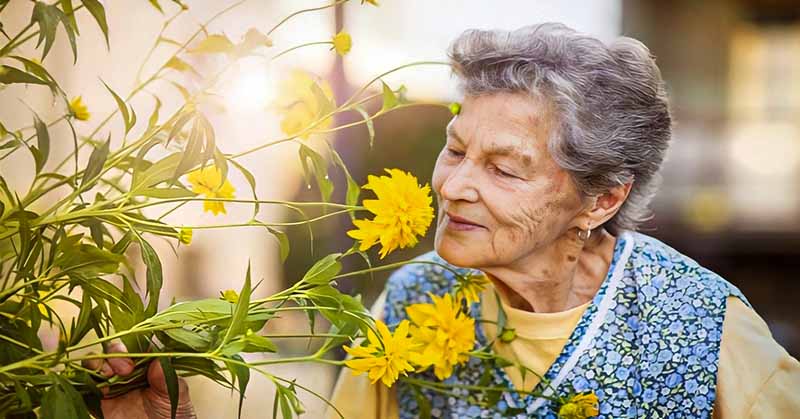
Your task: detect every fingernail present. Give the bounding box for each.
[101,362,114,377]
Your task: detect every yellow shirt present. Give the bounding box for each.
[327,284,800,418]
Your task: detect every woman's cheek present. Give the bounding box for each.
[431,157,450,195]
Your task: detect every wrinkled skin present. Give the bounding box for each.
[84,342,196,419]
[432,93,632,313]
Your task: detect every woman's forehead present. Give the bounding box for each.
[448,93,555,153]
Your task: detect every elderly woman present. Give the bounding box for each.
[94,23,799,418]
[325,23,800,418]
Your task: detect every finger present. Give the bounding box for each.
[106,341,135,376]
[82,353,114,377]
[82,354,102,371]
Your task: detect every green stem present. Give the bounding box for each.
[265,0,348,36]
[271,41,333,60]
[0,22,34,57]
[401,376,561,403]
[332,259,467,282]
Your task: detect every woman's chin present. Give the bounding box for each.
[434,237,484,268]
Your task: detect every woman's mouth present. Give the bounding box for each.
[445,213,485,231]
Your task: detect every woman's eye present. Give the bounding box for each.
[492,166,518,179]
[446,148,464,158]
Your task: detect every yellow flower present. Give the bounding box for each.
[186,165,235,215]
[405,293,475,380]
[361,0,379,5]
[220,289,239,303]
[347,169,434,259]
[558,392,600,419]
[274,70,334,139]
[343,319,421,387]
[332,31,352,56]
[178,228,193,245]
[69,96,90,121]
[455,273,490,305]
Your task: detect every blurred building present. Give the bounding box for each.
[623,0,800,355]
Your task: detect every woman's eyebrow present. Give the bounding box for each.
[445,124,465,145]
[485,144,533,167]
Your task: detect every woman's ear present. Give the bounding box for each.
[584,182,633,228]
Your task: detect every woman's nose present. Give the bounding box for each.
[440,161,480,203]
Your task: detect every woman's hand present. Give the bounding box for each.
[82,342,197,419]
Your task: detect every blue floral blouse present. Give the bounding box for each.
[383,231,750,418]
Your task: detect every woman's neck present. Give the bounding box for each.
[483,228,617,313]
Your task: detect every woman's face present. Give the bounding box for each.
[432,93,588,269]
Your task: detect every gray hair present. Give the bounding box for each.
[448,23,672,235]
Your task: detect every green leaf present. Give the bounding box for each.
[353,105,375,148]
[33,113,49,173]
[81,135,110,188]
[226,354,249,419]
[307,285,369,355]
[298,144,333,202]
[237,329,277,353]
[199,114,216,163]
[0,137,19,150]
[158,357,180,419]
[273,382,297,419]
[265,226,289,263]
[137,236,163,316]
[172,118,204,182]
[153,298,272,326]
[86,218,104,248]
[102,81,134,134]
[310,81,335,118]
[59,0,78,36]
[0,317,43,366]
[11,55,62,97]
[166,111,194,147]
[0,65,48,86]
[229,158,259,219]
[27,146,43,176]
[148,0,164,12]
[380,81,398,111]
[218,262,252,350]
[110,230,133,254]
[133,152,183,189]
[168,80,192,100]
[324,140,360,214]
[13,380,32,412]
[147,95,162,132]
[237,28,272,56]
[301,253,342,285]
[69,292,93,346]
[40,374,91,419]
[172,357,230,386]
[165,56,200,77]
[189,34,235,55]
[30,2,61,60]
[80,0,109,47]
[213,147,227,178]
[57,0,78,62]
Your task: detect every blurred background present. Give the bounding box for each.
[1,0,798,416]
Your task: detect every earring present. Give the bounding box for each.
[577,226,592,241]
